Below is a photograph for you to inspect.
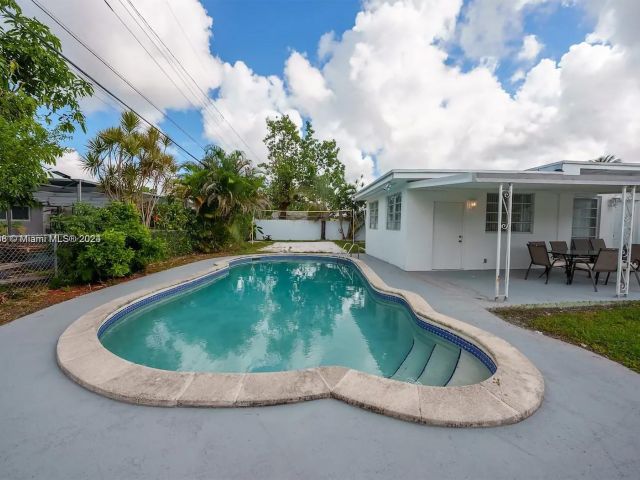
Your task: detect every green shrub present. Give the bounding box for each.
[51,202,166,284]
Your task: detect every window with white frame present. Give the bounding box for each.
[386,193,401,230]
[485,193,534,233]
[369,201,379,229]
[571,197,599,239]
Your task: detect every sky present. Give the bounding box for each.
[19,0,640,183]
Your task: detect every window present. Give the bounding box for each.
[485,193,534,233]
[11,206,30,221]
[572,198,599,239]
[0,207,30,221]
[386,193,402,230]
[369,201,379,229]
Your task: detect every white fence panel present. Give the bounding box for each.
[256,219,364,241]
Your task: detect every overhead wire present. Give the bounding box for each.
[117,0,263,161]
[29,0,208,155]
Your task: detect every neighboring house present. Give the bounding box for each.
[355,161,640,276]
[1,170,108,235]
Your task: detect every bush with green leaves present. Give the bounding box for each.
[51,202,166,283]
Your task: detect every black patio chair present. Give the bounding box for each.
[589,238,606,251]
[549,241,568,261]
[525,242,565,284]
[571,238,591,251]
[573,248,619,292]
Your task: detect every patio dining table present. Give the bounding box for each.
[549,249,600,284]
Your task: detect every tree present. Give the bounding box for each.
[592,154,622,163]
[179,146,267,250]
[82,111,177,227]
[261,115,343,212]
[0,0,92,231]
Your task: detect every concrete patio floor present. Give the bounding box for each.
[1,255,639,479]
[415,266,640,306]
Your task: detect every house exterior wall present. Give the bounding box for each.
[599,195,640,247]
[365,190,410,269]
[365,187,580,272]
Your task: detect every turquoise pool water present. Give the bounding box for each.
[100,258,493,386]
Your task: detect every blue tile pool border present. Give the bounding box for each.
[97,255,497,375]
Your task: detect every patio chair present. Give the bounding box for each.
[571,238,591,251]
[628,244,640,287]
[525,243,565,284]
[573,248,619,292]
[589,238,606,251]
[549,241,568,261]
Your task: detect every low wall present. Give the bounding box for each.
[256,219,364,241]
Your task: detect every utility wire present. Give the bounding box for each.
[103,0,242,154]
[118,0,263,161]
[60,51,202,164]
[29,0,208,154]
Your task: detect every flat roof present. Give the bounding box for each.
[355,162,640,200]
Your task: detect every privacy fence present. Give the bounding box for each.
[253,210,365,242]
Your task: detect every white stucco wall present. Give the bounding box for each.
[364,187,583,272]
[256,219,364,241]
[599,195,640,247]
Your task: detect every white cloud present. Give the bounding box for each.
[27,0,640,184]
[518,34,544,60]
[54,150,95,181]
[22,0,223,123]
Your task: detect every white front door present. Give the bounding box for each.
[432,202,464,270]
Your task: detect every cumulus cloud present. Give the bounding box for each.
[54,150,95,181]
[22,0,223,123]
[518,34,544,60]
[27,0,640,183]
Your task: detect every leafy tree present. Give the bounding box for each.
[592,154,622,163]
[261,115,344,212]
[179,146,267,251]
[82,111,178,227]
[0,0,92,230]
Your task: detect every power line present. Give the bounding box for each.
[102,0,243,154]
[118,0,263,161]
[59,51,202,164]
[29,0,208,154]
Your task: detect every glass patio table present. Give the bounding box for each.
[549,249,600,284]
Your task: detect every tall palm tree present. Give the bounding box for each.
[81,111,177,226]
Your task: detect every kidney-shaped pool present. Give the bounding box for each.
[99,257,495,387]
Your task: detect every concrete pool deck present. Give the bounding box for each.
[1,254,639,479]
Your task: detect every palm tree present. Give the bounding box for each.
[81,111,177,226]
[591,154,622,163]
[179,146,267,245]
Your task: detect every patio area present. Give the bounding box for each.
[1,254,638,479]
[414,266,640,306]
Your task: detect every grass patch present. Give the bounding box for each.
[333,240,365,253]
[491,302,640,373]
[0,241,273,326]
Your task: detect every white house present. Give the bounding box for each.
[355,161,640,298]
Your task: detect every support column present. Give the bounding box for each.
[495,183,503,300]
[504,183,513,300]
[616,186,636,297]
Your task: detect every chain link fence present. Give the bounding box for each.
[0,237,57,293]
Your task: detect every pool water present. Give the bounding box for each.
[100,259,492,386]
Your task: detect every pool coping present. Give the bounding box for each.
[57,254,544,427]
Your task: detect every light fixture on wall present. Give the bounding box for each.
[383,183,392,192]
[466,199,478,209]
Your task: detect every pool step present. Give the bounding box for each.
[416,344,461,386]
[391,340,436,382]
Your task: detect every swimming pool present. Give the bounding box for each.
[99,257,494,387]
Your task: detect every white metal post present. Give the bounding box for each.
[504,183,513,300]
[616,186,636,297]
[495,183,503,300]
